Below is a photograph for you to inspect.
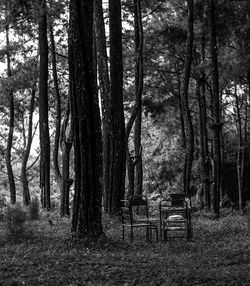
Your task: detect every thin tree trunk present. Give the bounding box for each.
[21,88,36,206]
[196,33,210,209]
[134,0,143,196]
[126,148,135,197]
[181,0,194,195]
[209,0,222,217]
[200,5,211,209]
[49,23,62,187]
[60,106,73,217]
[94,0,112,212]
[248,69,250,204]
[234,84,245,212]
[175,61,187,192]
[38,0,51,210]
[5,24,16,204]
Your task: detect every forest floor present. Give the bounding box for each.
[0,209,249,286]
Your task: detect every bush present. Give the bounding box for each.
[29,196,40,220]
[5,203,27,238]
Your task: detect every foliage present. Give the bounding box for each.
[4,203,26,238]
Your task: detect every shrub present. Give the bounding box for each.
[29,196,40,220]
[5,203,27,238]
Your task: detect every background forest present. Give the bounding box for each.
[0,0,250,234]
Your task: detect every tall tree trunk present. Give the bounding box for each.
[109,0,126,214]
[21,88,36,206]
[197,76,211,209]
[60,106,73,217]
[209,0,221,217]
[5,24,16,204]
[49,23,62,187]
[38,0,51,210]
[69,0,103,238]
[197,28,211,209]
[234,84,245,212]
[181,0,194,195]
[248,69,250,204]
[94,0,112,212]
[175,61,187,189]
[134,0,143,196]
[126,148,135,197]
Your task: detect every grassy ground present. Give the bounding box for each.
[0,210,249,286]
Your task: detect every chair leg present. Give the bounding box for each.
[153,226,158,243]
[122,226,125,241]
[130,228,134,242]
[163,228,168,242]
[146,226,149,242]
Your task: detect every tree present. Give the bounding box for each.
[209,0,222,217]
[69,0,103,238]
[49,20,62,189]
[21,88,36,206]
[181,0,194,195]
[94,0,111,213]
[38,0,51,210]
[194,1,210,209]
[108,0,126,214]
[5,21,16,204]
[60,105,73,217]
[133,0,144,196]
[125,0,144,198]
[233,84,247,212]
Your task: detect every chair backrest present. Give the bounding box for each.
[120,200,130,224]
[129,195,148,206]
[159,193,189,223]
[129,195,149,221]
[121,195,150,225]
[167,193,187,207]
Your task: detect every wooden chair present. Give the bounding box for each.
[120,195,158,243]
[159,193,192,242]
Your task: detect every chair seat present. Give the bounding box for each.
[167,214,184,221]
[165,226,187,231]
[123,223,151,227]
[134,217,160,223]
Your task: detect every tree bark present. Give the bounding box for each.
[5,24,16,204]
[21,88,36,206]
[181,0,194,195]
[108,0,126,214]
[209,0,221,217]
[69,0,103,238]
[49,22,62,187]
[94,0,112,212]
[60,106,73,217]
[38,0,51,210]
[234,84,246,212]
[197,25,211,209]
[133,0,143,196]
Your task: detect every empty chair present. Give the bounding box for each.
[159,193,192,242]
[120,195,158,243]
